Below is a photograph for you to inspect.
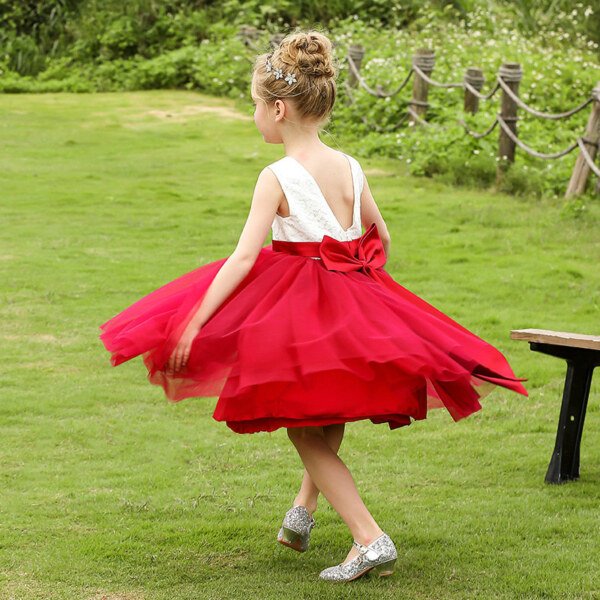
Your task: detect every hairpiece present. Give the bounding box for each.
[265,55,297,86]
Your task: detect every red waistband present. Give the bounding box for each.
[272,238,338,257]
[270,223,387,274]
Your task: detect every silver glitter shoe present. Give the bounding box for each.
[318,532,397,582]
[277,505,316,552]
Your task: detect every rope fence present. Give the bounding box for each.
[237,28,600,198]
[345,45,600,197]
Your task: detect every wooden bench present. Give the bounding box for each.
[510,328,600,484]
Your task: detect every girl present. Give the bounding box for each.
[99,29,528,583]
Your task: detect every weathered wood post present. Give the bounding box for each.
[565,82,600,198]
[496,62,522,185]
[347,44,365,89]
[464,68,485,115]
[409,48,435,125]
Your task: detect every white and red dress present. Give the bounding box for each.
[99,152,528,434]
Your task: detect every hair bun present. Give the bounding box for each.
[280,31,336,79]
[252,29,337,125]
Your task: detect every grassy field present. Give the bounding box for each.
[1,90,599,600]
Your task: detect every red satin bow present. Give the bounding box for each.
[319,222,387,273]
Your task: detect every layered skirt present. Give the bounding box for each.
[99,223,528,433]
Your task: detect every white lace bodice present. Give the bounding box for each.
[268,152,365,243]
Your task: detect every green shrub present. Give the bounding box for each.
[1,0,598,200]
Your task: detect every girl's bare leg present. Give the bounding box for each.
[291,423,345,515]
[287,425,384,565]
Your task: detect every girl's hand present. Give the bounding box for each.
[167,323,201,375]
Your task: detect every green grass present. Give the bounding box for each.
[1,90,599,600]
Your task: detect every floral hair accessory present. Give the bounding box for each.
[265,55,297,86]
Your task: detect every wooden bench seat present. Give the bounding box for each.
[510,328,600,484]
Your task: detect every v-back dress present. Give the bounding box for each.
[99,151,528,434]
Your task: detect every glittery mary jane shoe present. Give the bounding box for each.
[277,505,316,552]
[318,532,397,582]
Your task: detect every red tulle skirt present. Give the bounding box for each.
[99,223,528,434]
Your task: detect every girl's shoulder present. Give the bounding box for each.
[263,155,303,185]
[263,151,364,192]
[265,155,291,172]
[265,151,363,170]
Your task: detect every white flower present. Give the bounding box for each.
[284,72,297,85]
[265,59,273,73]
[274,67,283,79]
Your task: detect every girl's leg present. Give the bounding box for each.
[291,423,345,514]
[287,425,384,564]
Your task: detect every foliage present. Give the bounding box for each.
[496,0,600,48]
[0,0,598,199]
[331,4,599,201]
[0,0,82,74]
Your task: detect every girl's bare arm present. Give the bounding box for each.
[359,172,391,258]
[187,167,284,330]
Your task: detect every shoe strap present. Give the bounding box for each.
[353,539,381,561]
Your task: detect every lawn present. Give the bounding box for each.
[1,90,599,599]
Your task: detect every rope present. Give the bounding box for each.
[347,53,415,98]
[577,138,600,177]
[409,63,594,120]
[407,106,436,127]
[463,80,501,101]
[496,115,588,159]
[343,81,409,133]
[457,117,499,139]
[495,76,594,120]
[411,64,463,89]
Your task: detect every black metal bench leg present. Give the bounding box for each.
[545,359,595,484]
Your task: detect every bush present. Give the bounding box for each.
[1,0,598,200]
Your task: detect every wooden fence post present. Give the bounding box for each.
[565,82,600,199]
[347,44,365,89]
[496,62,522,185]
[409,48,435,125]
[464,68,484,115]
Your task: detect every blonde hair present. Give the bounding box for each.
[251,29,339,127]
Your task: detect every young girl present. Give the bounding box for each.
[99,29,529,583]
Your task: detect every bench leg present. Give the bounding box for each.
[545,359,595,484]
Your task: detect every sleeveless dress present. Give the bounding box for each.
[99,151,529,434]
